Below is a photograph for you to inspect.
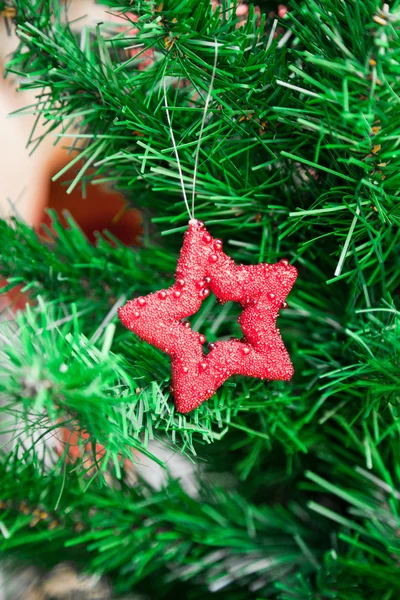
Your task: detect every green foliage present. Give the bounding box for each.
[1,0,400,598]
[0,288,248,463]
[0,449,320,597]
[2,426,400,598]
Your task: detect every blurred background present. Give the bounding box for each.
[0,0,142,312]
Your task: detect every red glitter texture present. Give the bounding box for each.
[118,220,297,413]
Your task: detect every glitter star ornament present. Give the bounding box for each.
[118,220,297,413]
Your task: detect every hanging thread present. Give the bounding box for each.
[163,38,219,222]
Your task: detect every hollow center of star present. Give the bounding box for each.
[182,294,242,353]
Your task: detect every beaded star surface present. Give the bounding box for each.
[118,219,297,413]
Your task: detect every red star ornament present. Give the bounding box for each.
[118,220,297,413]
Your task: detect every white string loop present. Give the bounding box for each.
[163,39,219,221]
[163,78,192,220]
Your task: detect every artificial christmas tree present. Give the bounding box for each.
[1,1,400,598]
